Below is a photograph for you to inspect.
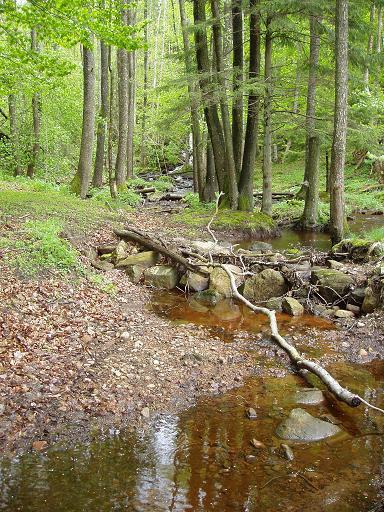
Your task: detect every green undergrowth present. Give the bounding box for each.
[127,175,173,192]
[0,219,78,276]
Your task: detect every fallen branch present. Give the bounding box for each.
[220,263,384,413]
[114,227,209,276]
[134,187,156,194]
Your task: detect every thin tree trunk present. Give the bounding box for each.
[203,139,217,202]
[93,35,109,187]
[238,0,261,212]
[330,0,349,244]
[127,8,136,180]
[115,8,129,187]
[140,0,149,168]
[193,0,226,194]
[108,47,117,199]
[27,28,41,179]
[8,94,22,176]
[364,2,375,91]
[75,43,96,199]
[325,148,330,193]
[261,16,273,216]
[231,0,244,176]
[302,136,320,229]
[377,5,383,53]
[210,0,238,209]
[282,56,300,164]
[179,0,204,199]
[298,14,321,198]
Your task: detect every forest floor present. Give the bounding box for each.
[0,170,383,455]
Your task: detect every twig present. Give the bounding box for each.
[207,191,224,245]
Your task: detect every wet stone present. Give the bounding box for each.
[295,388,324,405]
[194,289,223,307]
[282,297,304,316]
[334,309,355,319]
[275,408,342,442]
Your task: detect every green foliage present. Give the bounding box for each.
[0,219,78,276]
[360,226,384,242]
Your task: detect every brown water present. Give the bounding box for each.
[237,212,384,252]
[0,294,383,511]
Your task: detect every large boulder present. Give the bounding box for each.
[125,264,145,284]
[311,268,353,303]
[275,408,341,441]
[144,265,179,289]
[209,265,243,298]
[362,286,380,314]
[282,297,304,316]
[180,269,210,292]
[332,239,384,262]
[115,251,159,269]
[243,269,288,303]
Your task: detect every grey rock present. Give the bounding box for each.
[247,407,257,419]
[210,265,243,298]
[326,259,345,270]
[280,444,294,461]
[180,270,210,292]
[190,240,231,257]
[249,241,273,253]
[351,287,367,305]
[116,251,159,269]
[275,408,341,441]
[295,388,324,405]
[194,289,223,306]
[141,407,150,419]
[334,309,355,319]
[113,240,128,263]
[265,297,283,312]
[243,269,288,303]
[125,264,145,284]
[362,286,379,314]
[282,297,304,316]
[144,265,179,289]
[346,304,360,315]
[92,259,114,272]
[311,268,354,303]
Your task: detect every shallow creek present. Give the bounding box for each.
[0,291,383,512]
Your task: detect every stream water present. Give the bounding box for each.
[1,292,383,511]
[1,212,383,511]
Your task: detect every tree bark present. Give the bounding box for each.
[302,136,320,229]
[203,138,218,201]
[329,0,348,244]
[282,56,300,164]
[179,0,204,199]
[193,0,226,195]
[261,16,273,216]
[108,46,117,199]
[27,28,41,179]
[126,8,136,180]
[140,0,149,168]
[93,36,109,187]
[115,5,129,187]
[210,0,238,209]
[76,43,96,198]
[363,2,375,90]
[238,0,261,212]
[8,94,22,176]
[231,0,243,175]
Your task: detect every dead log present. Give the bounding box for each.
[134,187,156,194]
[159,193,185,201]
[114,228,209,276]
[253,191,295,199]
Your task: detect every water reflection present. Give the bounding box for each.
[0,362,383,511]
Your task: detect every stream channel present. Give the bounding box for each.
[0,216,383,511]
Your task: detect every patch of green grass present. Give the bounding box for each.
[127,175,173,193]
[360,226,384,242]
[86,271,117,294]
[272,199,330,225]
[1,219,79,276]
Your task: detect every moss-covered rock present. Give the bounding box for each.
[311,268,354,303]
[243,269,288,303]
[115,251,159,269]
[332,238,383,261]
[144,265,179,289]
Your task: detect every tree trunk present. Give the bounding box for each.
[75,44,96,199]
[261,16,273,216]
[108,46,117,199]
[193,0,226,195]
[210,0,238,209]
[231,0,243,175]
[93,37,109,187]
[329,0,349,245]
[179,0,204,199]
[282,56,300,164]
[27,28,41,179]
[302,136,320,229]
[8,94,22,176]
[363,2,375,90]
[115,6,129,187]
[300,14,321,196]
[140,0,149,168]
[203,139,218,202]
[126,8,136,180]
[238,0,261,212]
[377,5,383,53]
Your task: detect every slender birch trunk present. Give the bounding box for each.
[261,16,273,216]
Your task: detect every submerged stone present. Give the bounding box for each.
[295,388,324,405]
[275,408,341,442]
[211,299,241,321]
[194,289,223,307]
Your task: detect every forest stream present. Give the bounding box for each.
[0,288,383,512]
